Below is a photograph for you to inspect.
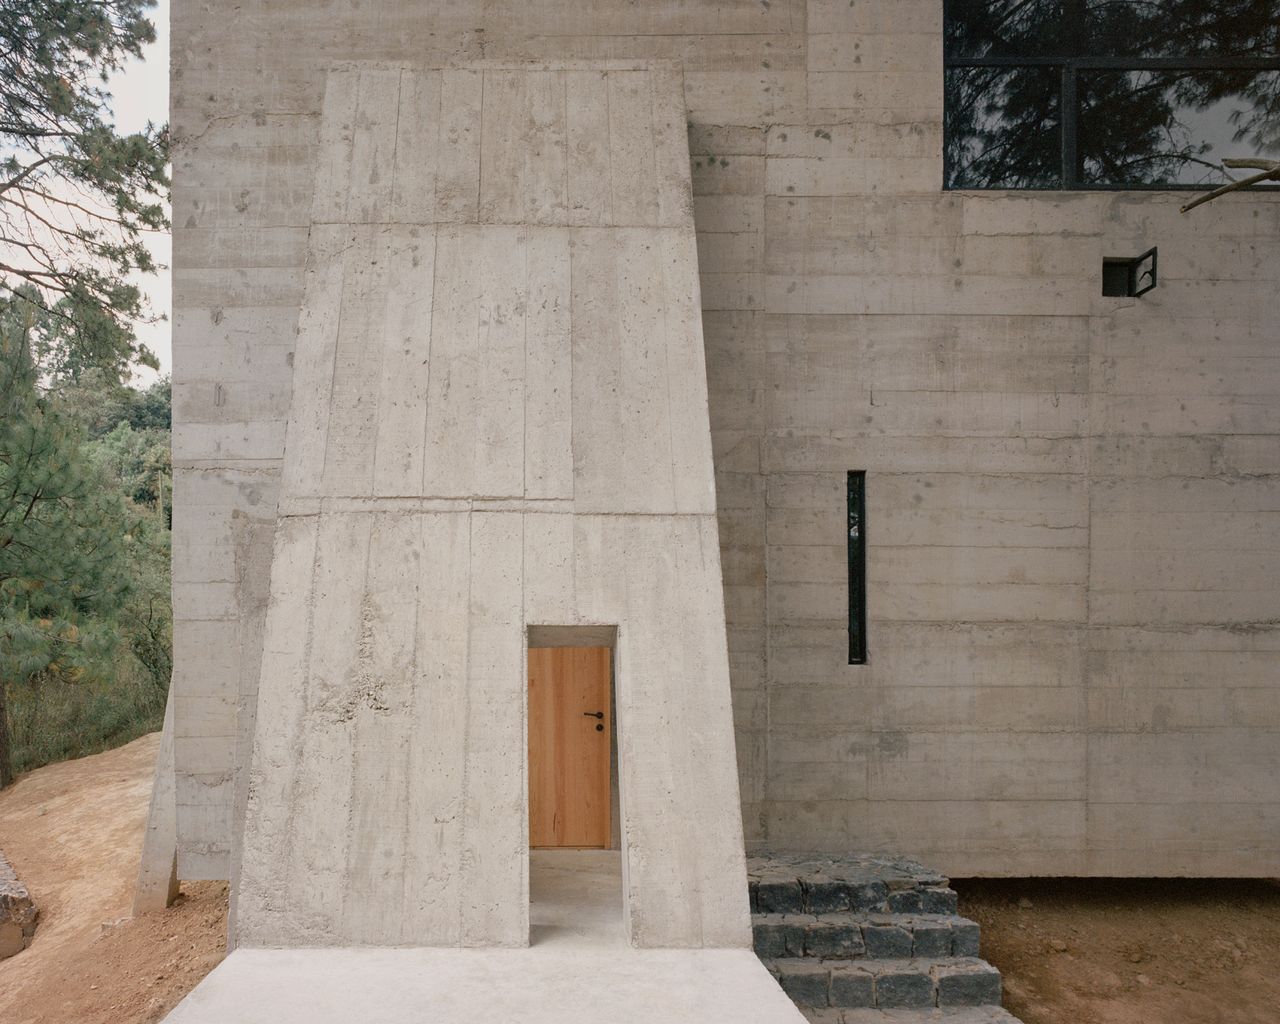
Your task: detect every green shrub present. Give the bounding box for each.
[8,656,166,776]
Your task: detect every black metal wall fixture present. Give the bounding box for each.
[1102,246,1158,296]
[847,471,867,665]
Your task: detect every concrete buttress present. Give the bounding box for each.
[232,62,753,952]
[134,689,180,914]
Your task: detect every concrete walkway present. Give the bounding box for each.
[163,851,806,1023]
[529,849,629,947]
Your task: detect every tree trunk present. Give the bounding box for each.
[0,680,12,788]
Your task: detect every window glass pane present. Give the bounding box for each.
[1084,0,1280,59]
[948,0,1280,62]
[1079,69,1280,185]
[945,67,1062,188]
[946,0,1069,60]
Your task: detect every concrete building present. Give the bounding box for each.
[160,0,1280,935]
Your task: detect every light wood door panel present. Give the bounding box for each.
[528,646,611,848]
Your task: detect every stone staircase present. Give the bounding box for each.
[749,855,1024,1024]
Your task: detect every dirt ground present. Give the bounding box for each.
[3,737,1279,1024]
[0,734,226,1024]
[955,876,1280,1024]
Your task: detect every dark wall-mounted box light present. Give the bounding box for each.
[1102,247,1157,297]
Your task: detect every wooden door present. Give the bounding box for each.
[528,646,612,848]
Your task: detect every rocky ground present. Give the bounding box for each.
[1,735,1277,1023]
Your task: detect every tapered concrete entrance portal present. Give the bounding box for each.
[158,60,802,1022]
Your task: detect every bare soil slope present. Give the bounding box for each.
[955,876,1280,1024]
[0,734,226,1024]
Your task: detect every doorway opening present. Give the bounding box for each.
[526,625,624,946]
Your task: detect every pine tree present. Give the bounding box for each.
[0,293,134,785]
[1,0,169,364]
[0,0,169,783]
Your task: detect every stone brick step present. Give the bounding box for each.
[754,913,980,961]
[768,957,1001,1010]
[749,855,957,916]
[801,1007,1023,1024]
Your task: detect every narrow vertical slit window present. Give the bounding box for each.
[847,471,867,665]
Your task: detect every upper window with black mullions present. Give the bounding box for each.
[944,1,1280,189]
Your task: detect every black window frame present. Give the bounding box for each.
[943,0,1280,191]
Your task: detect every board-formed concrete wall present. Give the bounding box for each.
[171,0,1280,881]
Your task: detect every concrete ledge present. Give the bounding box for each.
[163,946,807,1023]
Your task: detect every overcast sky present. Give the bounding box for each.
[111,0,171,382]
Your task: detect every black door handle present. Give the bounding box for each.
[583,711,603,719]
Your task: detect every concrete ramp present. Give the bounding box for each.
[226,59,755,960]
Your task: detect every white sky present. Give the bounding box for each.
[110,0,171,383]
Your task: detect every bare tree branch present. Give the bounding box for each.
[1181,157,1280,213]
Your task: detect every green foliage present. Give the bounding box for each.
[1,0,169,366]
[7,503,171,777]
[58,369,170,437]
[7,660,166,776]
[87,416,172,518]
[0,291,171,784]
[0,299,134,644]
[114,498,171,694]
[0,0,171,783]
